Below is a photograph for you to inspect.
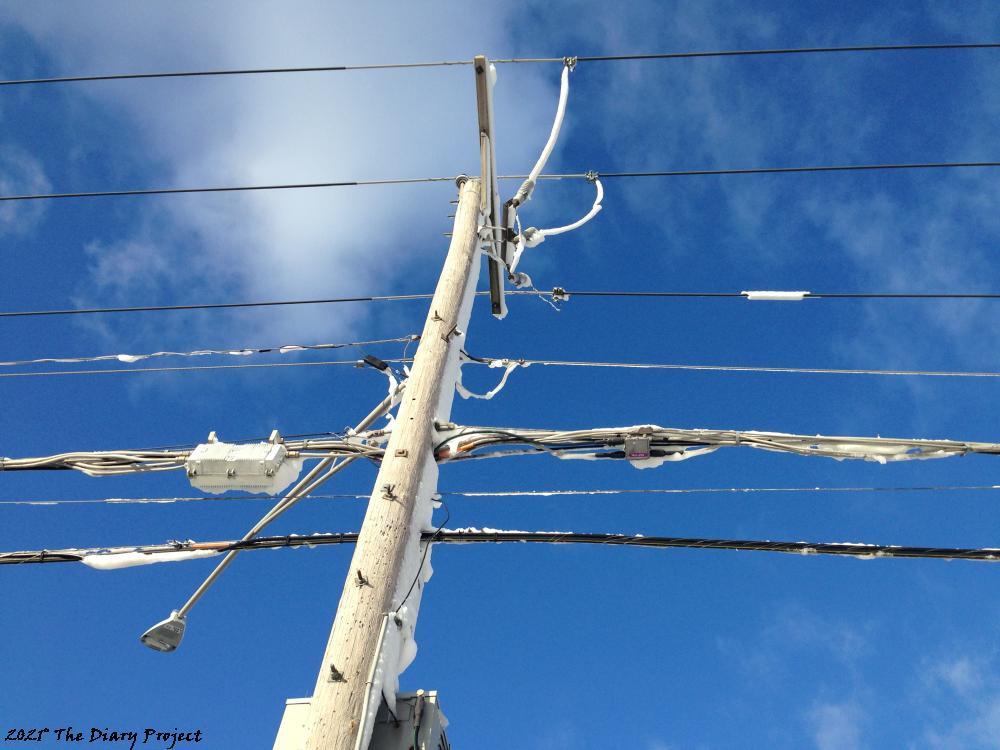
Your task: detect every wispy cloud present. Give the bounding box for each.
[2,2,555,347]
[916,652,1000,749]
[807,700,864,750]
[0,145,49,235]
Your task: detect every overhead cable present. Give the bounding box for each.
[0,358,411,379]
[0,335,417,368]
[555,290,1000,299]
[0,176,454,202]
[3,43,999,87]
[0,436,384,476]
[5,528,1000,566]
[467,356,1000,379]
[4,354,996,381]
[5,288,1000,319]
[434,424,1000,466]
[3,162,1000,203]
[5,483,1000,508]
[518,162,1000,180]
[17,423,1000,477]
[0,293,439,318]
[504,43,1000,64]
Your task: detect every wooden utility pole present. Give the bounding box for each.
[301,176,483,750]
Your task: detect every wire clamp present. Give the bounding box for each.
[585,170,599,183]
[563,56,578,71]
[551,286,569,302]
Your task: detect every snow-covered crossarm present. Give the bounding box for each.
[431,423,1000,468]
[4,530,1000,566]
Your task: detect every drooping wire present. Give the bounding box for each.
[394,498,450,614]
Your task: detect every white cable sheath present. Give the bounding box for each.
[742,290,810,301]
[513,64,571,205]
[456,360,520,400]
[521,179,604,247]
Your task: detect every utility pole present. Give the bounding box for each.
[299,176,483,750]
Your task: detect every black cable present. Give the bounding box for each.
[3,162,1000,204]
[563,162,1000,179]
[8,289,1000,320]
[559,291,1000,299]
[570,42,1000,63]
[7,529,1000,564]
[0,293,436,318]
[0,61,472,87]
[0,179,376,202]
[394,498,450,614]
[3,43,999,87]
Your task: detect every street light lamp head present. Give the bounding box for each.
[140,610,187,652]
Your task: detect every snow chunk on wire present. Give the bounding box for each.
[81,548,221,570]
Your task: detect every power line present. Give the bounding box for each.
[0,336,417,368]
[0,293,438,318]
[0,358,410,379]
[3,43,998,87]
[436,424,1000,465]
[5,528,1000,565]
[3,161,1000,203]
[470,356,1000,379]
[0,176,453,202]
[6,288,1000,319]
[13,423,995,477]
[0,61,472,87]
[4,353,997,381]
[0,437,383,475]
[529,162,1000,180]
[559,291,1000,300]
[4,483,1000,507]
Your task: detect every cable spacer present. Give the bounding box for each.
[585,170,599,183]
[563,56,578,71]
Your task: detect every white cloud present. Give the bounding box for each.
[1,1,556,345]
[0,145,50,235]
[917,653,1000,750]
[808,701,864,750]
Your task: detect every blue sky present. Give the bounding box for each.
[4,2,1000,748]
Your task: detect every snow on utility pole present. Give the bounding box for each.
[300,175,483,750]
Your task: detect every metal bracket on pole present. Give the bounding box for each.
[474,54,507,319]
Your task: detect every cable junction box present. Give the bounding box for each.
[185,430,302,494]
